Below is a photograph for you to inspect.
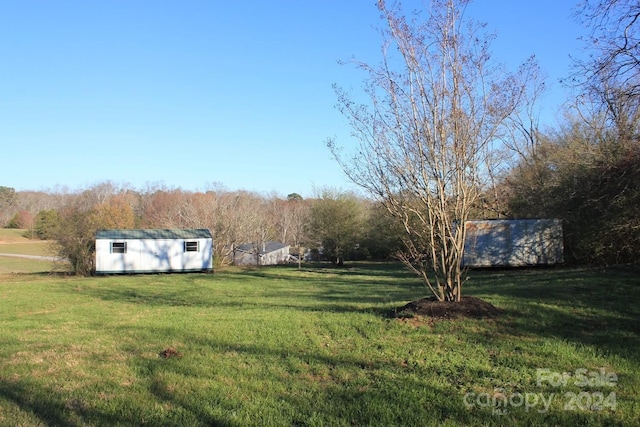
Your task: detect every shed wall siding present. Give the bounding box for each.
[261,247,289,265]
[233,245,290,266]
[462,219,563,267]
[95,237,213,274]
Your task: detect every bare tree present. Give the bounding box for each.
[0,186,17,226]
[569,0,640,144]
[210,191,272,266]
[285,196,311,268]
[573,0,640,99]
[139,188,188,229]
[268,194,311,267]
[246,196,276,266]
[329,0,537,301]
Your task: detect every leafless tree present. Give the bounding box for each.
[573,0,640,98]
[268,194,311,267]
[569,0,640,146]
[0,186,17,226]
[210,191,273,265]
[285,197,311,268]
[329,0,538,301]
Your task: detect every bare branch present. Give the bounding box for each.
[331,0,538,301]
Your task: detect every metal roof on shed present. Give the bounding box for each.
[96,229,212,240]
[235,241,289,253]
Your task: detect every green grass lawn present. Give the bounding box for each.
[0,228,31,242]
[0,240,52,257]
[0,263,638,426]
[0,257,54,274]
[0,228,58,273]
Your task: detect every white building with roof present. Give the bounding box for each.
[233,241,290,266]
[95,229,213,274]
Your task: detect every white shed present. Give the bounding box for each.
[462,219,563,268]
[95,229,213,274]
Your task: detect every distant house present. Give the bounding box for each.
[95,229,213,274]
[233,241,290,266]
[462,219,563,268]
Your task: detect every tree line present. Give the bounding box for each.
[0,183,404,275]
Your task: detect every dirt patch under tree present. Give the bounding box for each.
[392,296,502,320]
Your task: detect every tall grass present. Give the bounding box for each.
[0,264,638,426]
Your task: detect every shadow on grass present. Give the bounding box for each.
[4,263,635,426]
[132,329,501,426]
[75,263,640,360]
[128,326,625,426]
[466,266,640,362]
[79,263,425,315]
[0,379,72,426]
[0,375,232,427]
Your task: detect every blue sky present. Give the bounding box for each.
[0,1,584,197]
